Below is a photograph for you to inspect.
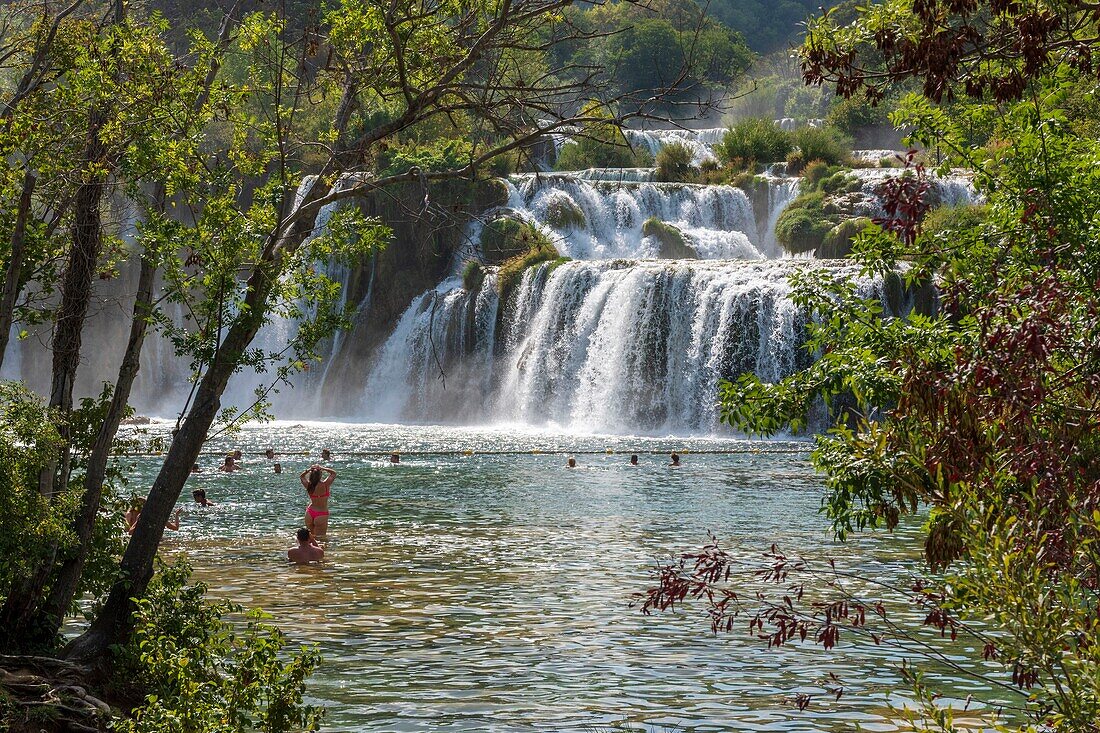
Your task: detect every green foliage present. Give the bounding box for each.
[705,0,843,52]
[375,139,473,178]
[716,118,792,170]
[462,260,486,292]
[559,1,753,111]
[790,126,851,166]
[824,94,893,135]
[774,191,832,253]
[720,78,1100,729]
[496,238,561,303]
[920,203,986,238]
[655,142,697,182]
[555,114,653,170]
[642,218,697,259]
[0,383,67,596]
[480,217,550,264]
[114,561,323,733]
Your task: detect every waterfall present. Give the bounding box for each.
[622,128,727,166]
[361,276,500,423]
[504,174,763,260]
[360,260,897,433]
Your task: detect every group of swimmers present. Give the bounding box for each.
[126,448,682,565]
[566,452,682,468]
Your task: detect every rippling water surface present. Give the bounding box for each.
[122,422,995,732]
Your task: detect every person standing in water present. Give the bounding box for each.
[389,452,400,464]
[567,457,577,468]
[192,489,215,507]
[321,449,332,461]
[287,528,324,564]
[125,497,182,534]
[219,455,239,472]
[273,461,282,474]
[630,454,639,466]
[669,453,681,467]
[301,464,337,538]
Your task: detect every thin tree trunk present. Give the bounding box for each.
[65,259,281,663]
[34,251,158,642]
[0,170,36,371]
[0,112,108,652]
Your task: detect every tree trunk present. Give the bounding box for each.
[0,113,108,652]
[65,259,280,664]
[33,252,158,643]
[0,170,36,372]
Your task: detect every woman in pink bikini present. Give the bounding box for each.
[301,464,337,538]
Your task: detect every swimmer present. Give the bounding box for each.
[630,454,639,466]
[567,457,577,468]
[389,452,400,464]
[125,497,181,534]
[287,527,324,564]
[265,448,276,460]
[191,463,202,473]
[669,453,681,467]
[301,464,337,538]
[321,449,332,461]
[232,449,243,460]
[219,455,239,472]
[192,489,215,507]
[274,461,282,474]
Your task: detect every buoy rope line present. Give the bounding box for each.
[117,448,810,457]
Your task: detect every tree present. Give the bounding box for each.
[0,0,723,668]
[642,1,1100,728]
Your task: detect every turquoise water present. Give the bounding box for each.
[123,421,997,732]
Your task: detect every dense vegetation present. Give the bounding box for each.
[0,0,724,728]
[644,1,1100,730]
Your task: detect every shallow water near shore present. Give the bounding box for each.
[122,421,999,732]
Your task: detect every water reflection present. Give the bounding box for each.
[118,421,996,732]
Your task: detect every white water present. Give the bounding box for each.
[359,260,896,433]
[503,174,764,260]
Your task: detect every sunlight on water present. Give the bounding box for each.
[123,422,1001,732]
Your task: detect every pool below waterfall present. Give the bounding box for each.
[124,421,999,732]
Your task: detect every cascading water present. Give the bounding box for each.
[351,128,980,433]
[503,174,763,260]
[361,260,897,433]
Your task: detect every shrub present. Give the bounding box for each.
[462,260,486,292]
[655,142,696,182]
[497,237,561,303]
[480,216,547,264]
[775,191,832,253]
[642,217,697,259]
[114,561,323,733]
[716,118,793,170]
[785,149,805,174]
[921,203,987,238]
[801,160,832,189]
[555,114,653,170]
[791,126,851,167]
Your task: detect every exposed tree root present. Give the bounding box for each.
[0,655,112,732]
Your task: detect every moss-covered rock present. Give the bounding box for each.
[480,216,550,264]
[642,217,697,259]
[462,260,486,292]
[819,217,871,259]
[495,222,561,305]
[775,191,832,254]
[544,197,586,229]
